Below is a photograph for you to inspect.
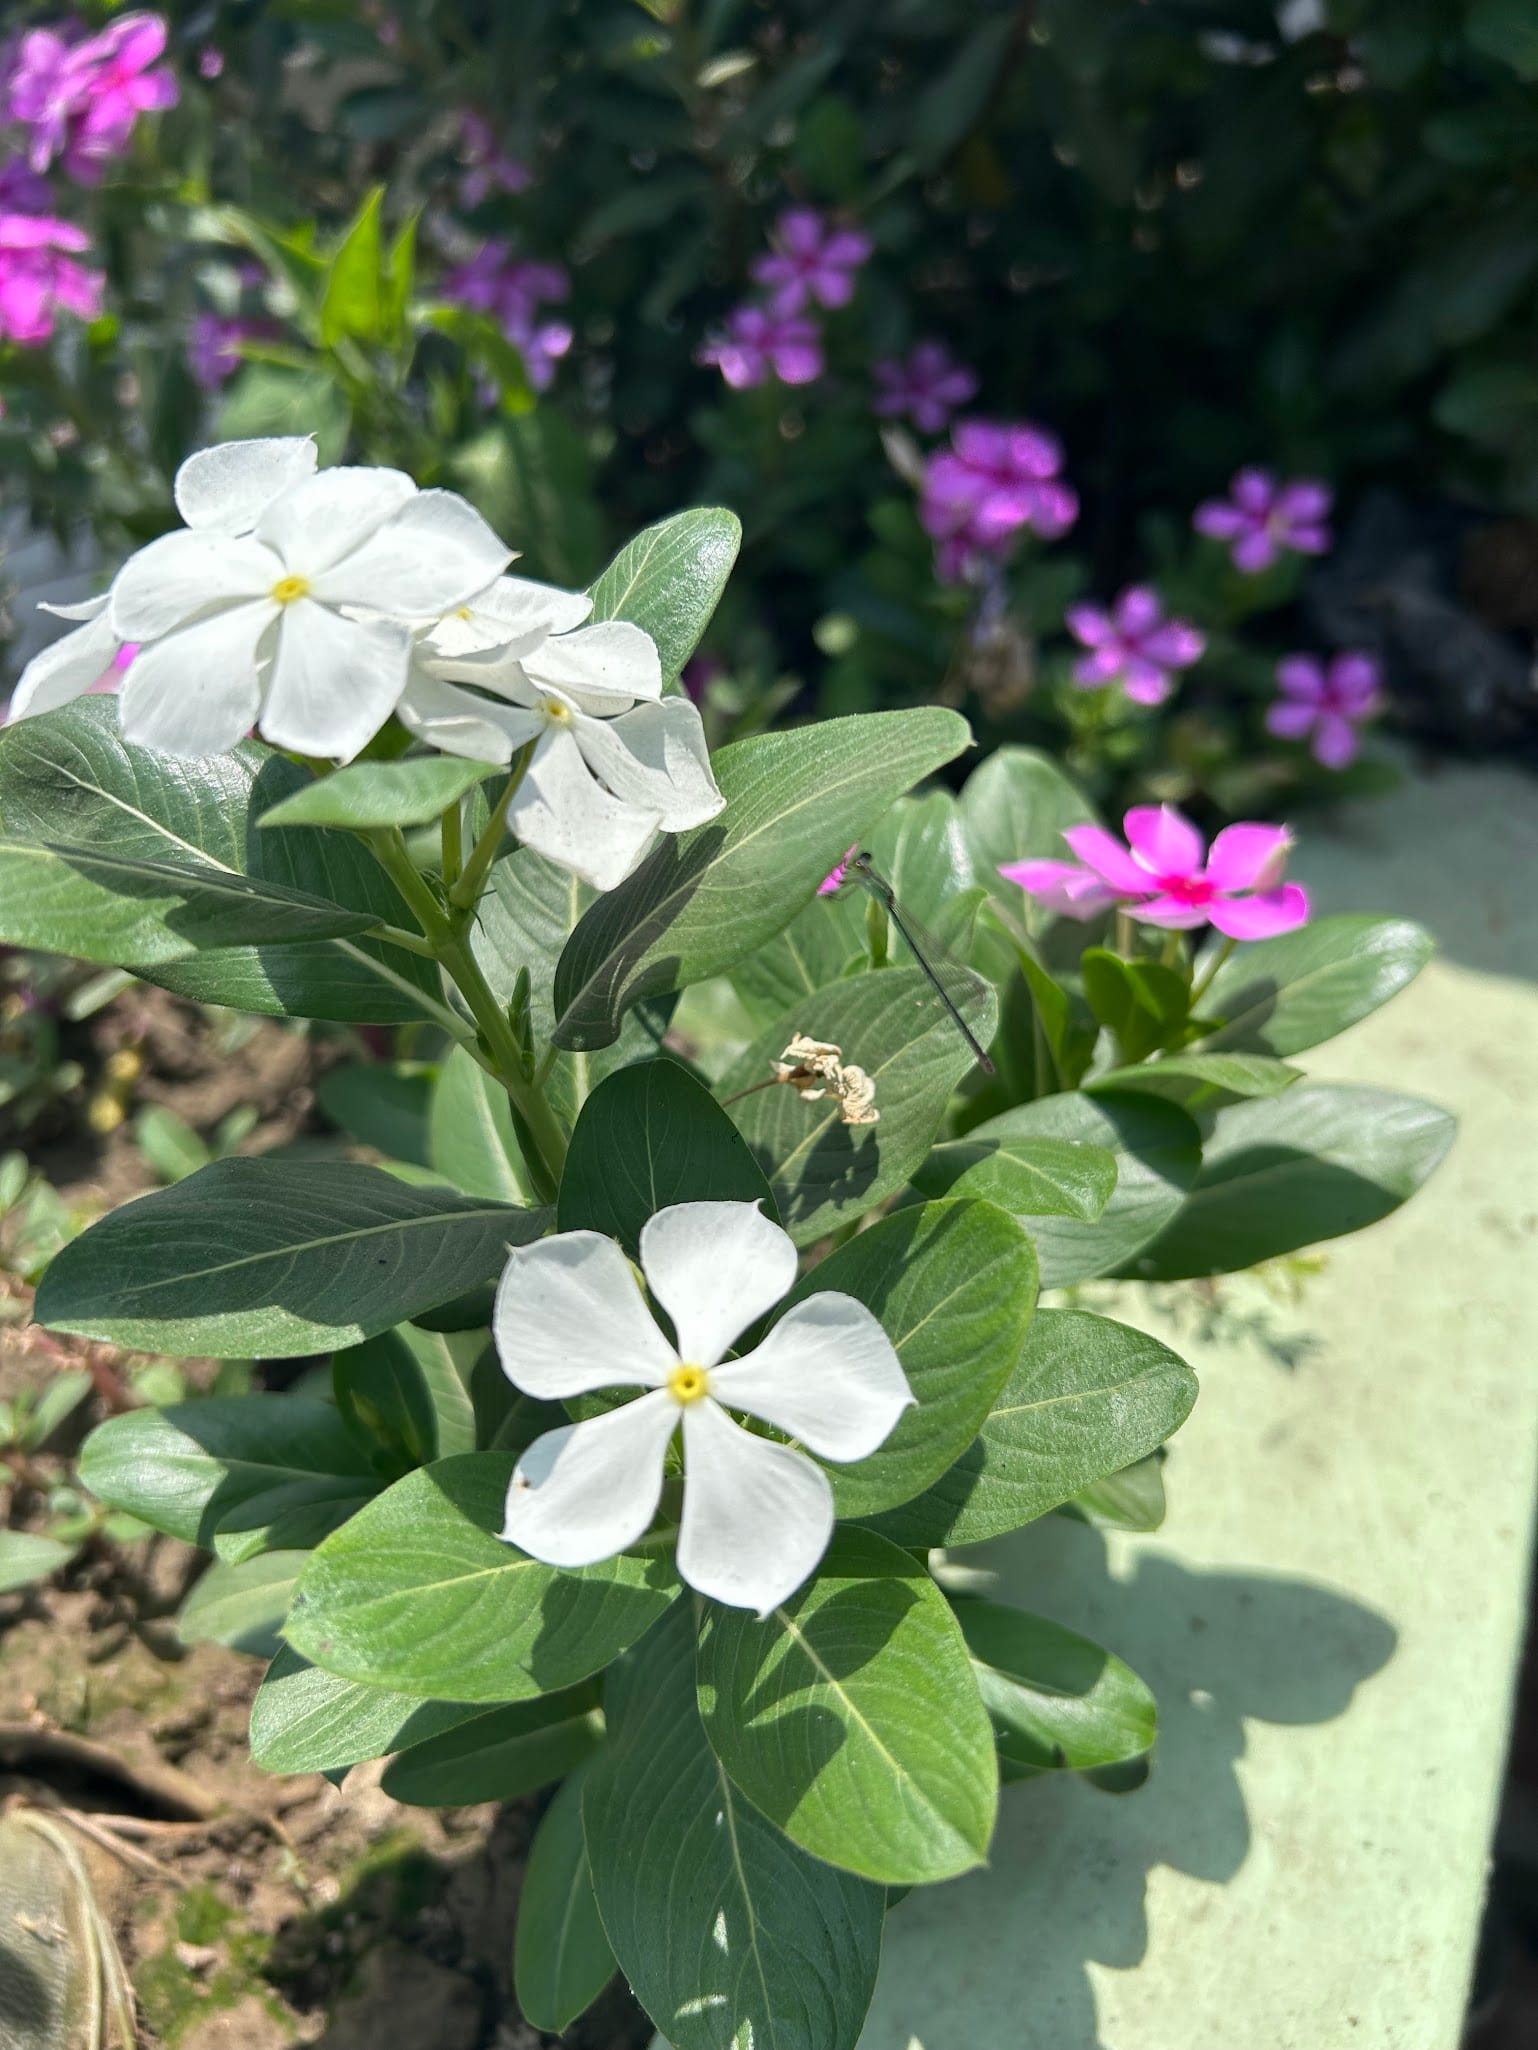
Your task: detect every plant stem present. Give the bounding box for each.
[1115,908,1136,958]
[449,746,534,912]
[363,921,437,959]
[440,799,463,892]
[1190,936,1236,1008]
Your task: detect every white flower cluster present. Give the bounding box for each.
[9,437,724,891]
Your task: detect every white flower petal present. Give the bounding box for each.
[311,489,511,617]
[109,530,280,641]
[397,673,544,763]
[117,602,273,757]
[38,594,109,623]
[258,599,411,760]
[522,620,663,708]
[254,466,416,578]
[677,1398,833,1614]
[506,725,662,891]
[502,1393,677,1568]
[494,1229,676,1400]
[173,437,318,535]
[711,1294,914,1461]
[639,1201,796,1367]
[423,573,588,660]
[8,605,119,720]
[573,696,725,832]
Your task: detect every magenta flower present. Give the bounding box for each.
[198,48,225,81]
[1193,469,1333,574]
[441,244,573,391]
[5,28,78,170]
[698,303,823,389]
[818,846,857,897]
[0,213,104,344]
[458,111,533,206]
[1002,805,1309,940]
[1266,651,1382,769]
[921,418,1079,583]
[872,341,978,435]
[1066,586,1206,707]
[750,209,871,316]
[67,13,179,178]
[187,312,278,390]
[0,158,52,212]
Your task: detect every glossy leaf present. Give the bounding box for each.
[552,708,973,1050]
[333,1333,440,1475]
[717,967,997,1246]
[179,1552,306,1658]
[959,745,1097,911]
[37,1159,544,1358]
[0,699,444,1022]
[285,1454,678,1702]
[586,507,740,687]
[778,1199,1036,1517]
[954,1597,1158,1775]
[583,1603,885,2050]
[1081,948,1190,1063]
[868,1309,1197,1548]
[429,1047,537,1202]
[1198,915,1433,1057]
[260,756,498,831]
[557,1057,775,1252]
[697,1529,998,1883]
[382,1685,603,1805]
[249,1644,482,1774]
[925,1091,1201,1287]
[320,185,384,346]
[1062,1453,1167,1533]
[514,1766,617,2035]
[911,1133,1117,1221]
[1090,1052,1301,1112]
[1133,1082,1456,1279]
[78,1398,377,1563]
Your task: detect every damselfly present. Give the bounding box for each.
[838,851,995,1074]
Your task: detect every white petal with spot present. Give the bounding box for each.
[711,1293,914,1460]
[502,1393,678,1568]
[677,1397,834,1613]
[639,1202,796,1367]
[494,1230,676,1399]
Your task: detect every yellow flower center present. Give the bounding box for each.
[271,575,311,605]
[543,698,572,724]
[454,605,474,620]
[667,1363,710,1405]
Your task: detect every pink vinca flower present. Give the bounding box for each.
[872,341,978,435]
[5,28,79,170]
[922,418,1078,582]
[64,13,179,179]
[1002,805,1309,940]
[0,213,105,344]
[1193,469,1332,574]
[1066,586,1206,706]
[1266,651,1382,769]
[818,845,857,897]
[698,303,823,389]
[751,208,871,316]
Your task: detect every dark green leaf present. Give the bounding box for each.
[911,1133,1117,1221]
[1198,916,1433,1057]
[249,1645,482,1774]
[333,1333,440,1475]
[1061,1453,1166,1533]
[180,1552,307,1658]
[959,746,1096,913]
[382,1686,603,1805]
[1089,1052,1300,1112]
[429,1048,537,1202]
[314,1062,435,1167]
[953,1597,1157,1775]
[514,1767,617,2035]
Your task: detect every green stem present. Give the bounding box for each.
[1190,936,1237,1009]
[363,921,437,959]
[441,799,463,892]
[449,746,534,912]
[1115,909,1136,959]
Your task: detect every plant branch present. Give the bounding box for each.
[449,745,534,911]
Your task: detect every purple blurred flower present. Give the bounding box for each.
[872,341,978,435]
[187,311,277,390]
[750,208,870,316]
[1266,650,1382,769]
[698,303,823,389]
[1193,468,1333,574]
[6,12,178,182]
[1066,586,1206,707]
[198,48,224,81]
[458,110,532,206]
[0,212,104,343]
[921,417,1078,582]
[441,243,573,391]
[0,157,52,212]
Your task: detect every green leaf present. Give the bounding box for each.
[959,745,1096,912]
[777,1199,1036,1516]
[381,1686,603,1805]
[586,508,741,689]
[514,1767,617,2035]
[0,836,377,966]
[697,1529,998,1883]
[333,1333,439,1475]
[552,708,974,1050]
[134,1105,211,1183]
[249,1645,483,1774]
[429,1048,537,1202]
[320,185,384,346]
[1132,1083,1456,1279]
[583,1603,884,2050]
[0,1530,75,1594]
[717,968,997,1246]
[1197,916,1433,1057]
[953,1598,1157,1776]
[1468,0,1538,79]
[78,1398,377,1563]
[180,1551,307,1658]
[1090,1052,1301,1112]
[921,1091,1201,1287]
[1062,1453,1166,1533]
[1081,948,1190,1063]
[217,365,352,462]
[285,1454,678,1702]
[557,1057,775,1252]
[0,699,445,1022]
[37,1158,545,1358]
[868,1309,1198,1548]
[314,1062,434,1166]
[259,757,499,831]
[18,1368,93,1451]
[911,1133,1117,1221]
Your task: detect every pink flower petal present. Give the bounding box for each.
[1061,823,1152,894]
[1205,822,1293,893]
[1312,713,1360,770]
[1193,502,1247,541]
[1114,586,1162,637]
[1142,621,1205,668]
[1286,523,1333,556]
[1232,528,1280,574]
[776,208,825,257]
[1276,654,1326,701]
[1131,894,1212,931]
[1122,804,1204,881]
[999,860,1117,920]
[1065,603,1114,649]
[1275,479,1332,524]
[1266,699,1318,741]
[1329,653,1381,712]
[1122,659,1173,706]
[1207,883,1310,940]
[1232,469,1276,514]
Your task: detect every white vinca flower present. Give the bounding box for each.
[398,591,724,892]
[494,1201,914,1614]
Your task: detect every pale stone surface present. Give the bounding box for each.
[855,763,1538,2050]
